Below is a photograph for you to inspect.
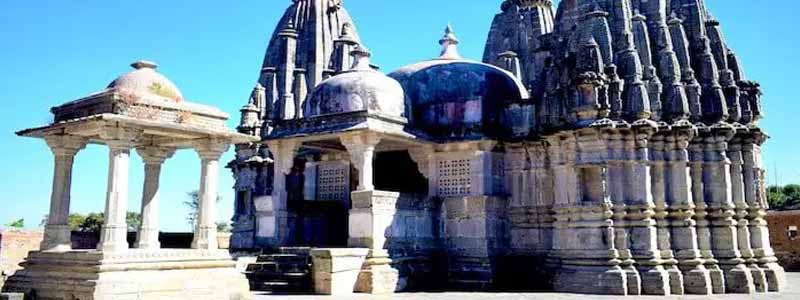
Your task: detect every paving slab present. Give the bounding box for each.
[254,272,800,300]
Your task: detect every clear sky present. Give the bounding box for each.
[1,0,798,231]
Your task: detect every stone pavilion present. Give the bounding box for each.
[4,61,256,299]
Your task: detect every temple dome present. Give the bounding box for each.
[304,46,405,118]
[107,60,184,102]
[389,26,529,139]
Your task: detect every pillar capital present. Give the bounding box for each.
[340,132,381,151]
[266,139,300,175]
[99,126,141,149]
[44,135,88,157]
[194,139,230,161]
[340,132,381,191]
[136,146,176,165]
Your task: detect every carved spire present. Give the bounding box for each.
[439,24,462,60]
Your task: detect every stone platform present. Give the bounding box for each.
[253,272,800,300]
[2,249,250,300]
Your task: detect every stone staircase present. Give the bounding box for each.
[245,247,313,293]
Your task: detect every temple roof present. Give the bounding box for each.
[107,60,184,102]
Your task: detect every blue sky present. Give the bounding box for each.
[1,0,798,231]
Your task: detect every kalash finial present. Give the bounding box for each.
[350,44,373,71]
[439,24,462,60]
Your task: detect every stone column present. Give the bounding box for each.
[262,139,299,247]
[191,140,230,250]
[742,132,786,292]
[98,128,139,252]
[341,132,381,192]
[341,132,399,293]
[303,157,317,201]
[702,127,754,293]
[624,126,671,296]
[134,146,175,249]
[689,141,726,293]
[665,127,712,295]
[408,146,436,196]
[41,135,87,252]
[727,137,767,291]
[551,133,626,295]
[607,131,641,295]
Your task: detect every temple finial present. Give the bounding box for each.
[439,24,462,59]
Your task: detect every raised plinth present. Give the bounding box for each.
[310,248,368,295]
[2,249,251,300]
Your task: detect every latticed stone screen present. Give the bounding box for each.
[316,161,350,201]
[437,158,472,196]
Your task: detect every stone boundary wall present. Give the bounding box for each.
[766,210,800,271]
[0,229,43,280]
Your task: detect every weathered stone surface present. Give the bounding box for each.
[310,248,368,295]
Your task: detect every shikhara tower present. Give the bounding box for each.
[230,0,785,295]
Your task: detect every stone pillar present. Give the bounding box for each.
[607,132,641,295]
[340,132,381,191]
[41,135,87,252]
[624,127,671,296]
[98,129,139,252]
[727,137,767,292]
[408,146,436,196]
[742,133,786,292]
[134,147,175,249]
[689,141,726,293]
[341,132,398,293]
[304,157,317,201]
[702,127,754,293]
[551,133,627,295]
[665,127,712,295]
[191,140,230,250]
[262,139,299,247]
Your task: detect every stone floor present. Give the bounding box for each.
[253,272,800,300]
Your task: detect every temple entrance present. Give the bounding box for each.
[287,156,351,248]
[374,150,428,194]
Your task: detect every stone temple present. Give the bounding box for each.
[225,0,785,296]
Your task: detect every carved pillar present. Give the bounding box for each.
[702,126,754,293]
[41,135,87,252]
[625,124,671,296]
[263,139,299,247]
[742,132,786,292]
[689,141,726,293]
[341,132,381,191]
[665,126,712,294]
[98,128,139,252]
[191,140,230,250]
[728,136,767,292]
[607,131,641,295]
[303,157,317,201]
[552,133,627,295]
[408,146,436,195]
[134,146,175,249]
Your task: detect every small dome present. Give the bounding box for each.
[389,25,529,139]
[304,46,405,118]
[107,60,184,102]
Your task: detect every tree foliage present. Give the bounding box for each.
[41,212,142,232]
[184,190,222,228]
[768,184,800,210]
[6,218,24,228]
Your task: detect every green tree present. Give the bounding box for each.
[768,186,787,210]
[184,191,222,228]
[6,218,24,228]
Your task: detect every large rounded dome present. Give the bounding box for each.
[304,47,404,119]
[389,59,528,139]
[107,60,184,102]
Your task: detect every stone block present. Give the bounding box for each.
[310,248,368,295]
[0,293,23,300]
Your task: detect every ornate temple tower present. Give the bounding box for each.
[230,0,362,249]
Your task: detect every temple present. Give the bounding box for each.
[229,0,785,296]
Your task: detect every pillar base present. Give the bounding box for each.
[2,249,250,300]
[747,263,767,292]
[98,224,128,252]
[621,265,642,295]
[637,265,671,295]
[354,263,399,294]
[707,264,726,294]
[310,248,368,295]
[679,264,713,294]
[665,264,684,295]
[760,262,786,292]
[554,265,627,295]
[720,263,755,293]
[40,224,72,252]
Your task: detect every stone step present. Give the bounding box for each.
[246,249,313,293]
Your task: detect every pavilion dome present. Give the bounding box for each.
[389,25,529,140]
[107,60,184,102]
[304,46,405,118]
